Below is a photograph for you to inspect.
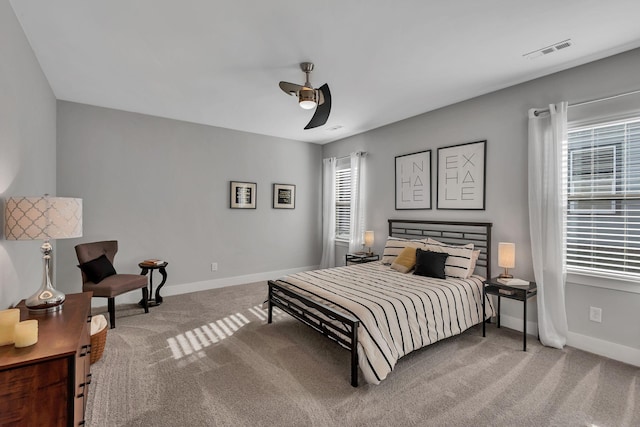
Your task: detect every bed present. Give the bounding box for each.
[267,219,495,386]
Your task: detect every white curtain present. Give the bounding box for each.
[320,157,337,269]
[528,102,569,349]
[348,152,367,253]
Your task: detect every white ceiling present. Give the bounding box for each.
[9,0,640,144]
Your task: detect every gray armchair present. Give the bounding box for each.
[75,240,149,328]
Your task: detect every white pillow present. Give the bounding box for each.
[424,238,475,279]
[381,236,425,265]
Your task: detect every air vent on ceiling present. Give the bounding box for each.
[523,39,573,59]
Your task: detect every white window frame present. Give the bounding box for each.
[565,116,640,290]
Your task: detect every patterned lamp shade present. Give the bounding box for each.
[5,196,82,241]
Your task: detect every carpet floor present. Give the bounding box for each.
[86,281,639,427]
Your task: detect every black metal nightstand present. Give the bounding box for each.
[345,253,379,265]
[482,277,537,351]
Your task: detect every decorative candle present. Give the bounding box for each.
[0,308,20,346]
[14,319,38,348]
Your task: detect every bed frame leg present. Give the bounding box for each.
[267,281,273,324]
[350,322,359,387]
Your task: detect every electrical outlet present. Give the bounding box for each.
[211,262,218,272]
[589,306,602,323]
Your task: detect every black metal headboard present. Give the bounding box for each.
[388,219,493,278]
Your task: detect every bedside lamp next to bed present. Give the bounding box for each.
[498,242,515,278]
[364,231,374,255]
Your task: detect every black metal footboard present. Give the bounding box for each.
[267,280,360,387]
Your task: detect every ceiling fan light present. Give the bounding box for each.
[298,87,316,109]
[299,100,316,109]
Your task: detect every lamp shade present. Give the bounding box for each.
[5,196,82,240]
[498,242,515,269]
[364,231,374,247]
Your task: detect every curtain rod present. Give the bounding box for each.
[335,151,367,160]
[533,88,640,116]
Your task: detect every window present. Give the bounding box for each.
[569,145,616,213]
[565,117,640,279]
[335,159,351,240]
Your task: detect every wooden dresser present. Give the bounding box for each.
[0,292,93,426]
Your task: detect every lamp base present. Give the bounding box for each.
[25,240,66,314]
[498,273,513,279]
[25,288,65,313]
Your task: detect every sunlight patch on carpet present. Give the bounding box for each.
[167,305,284,361]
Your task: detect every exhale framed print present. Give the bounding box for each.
[273,183,295,209]
[395,150,431,210]
[230,181,257,209]
[437,140,486,210]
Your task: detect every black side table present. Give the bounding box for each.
[138,262,168,307]
[345,253,379,265]
[482,277,537,351]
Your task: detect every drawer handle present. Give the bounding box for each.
[80,344,90,357]
[77,382,85,398]
[86,373,92,384]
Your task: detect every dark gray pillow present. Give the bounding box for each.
[414,249,448,279]
[79,254,116,283]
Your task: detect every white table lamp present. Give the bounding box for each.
[498,242,515,279]
[4,196,82,313]
[364,231,374,255]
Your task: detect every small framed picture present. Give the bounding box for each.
[273,183,295,209]
[230,181,257,209]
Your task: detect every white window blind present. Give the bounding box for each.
[565,117,640,280]
[335,166,351,240]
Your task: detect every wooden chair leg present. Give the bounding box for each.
[141,288,149,313]
[108,297,116,329]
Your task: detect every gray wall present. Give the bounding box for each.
[0,1,57,308]
[56,102,322,300]
[323,48,640,357]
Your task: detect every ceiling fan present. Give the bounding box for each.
[279,62,331,130]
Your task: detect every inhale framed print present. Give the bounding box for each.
[437,140,486,210]
[395,150,431,210]
[230,181,257,209]
[273,183,295,209]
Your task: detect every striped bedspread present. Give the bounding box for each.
[276,262,496,384]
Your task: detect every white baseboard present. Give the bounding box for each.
[496,313,539,338]
[567,331,640,367]
[91,265,319,307]
[496,314,640,368]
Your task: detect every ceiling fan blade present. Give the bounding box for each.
[304,84,331,130]
[279,81,302,96]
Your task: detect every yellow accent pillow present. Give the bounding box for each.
[390,246,417,273]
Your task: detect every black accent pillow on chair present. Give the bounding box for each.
[414,249,448,279]
[78,254,117,283]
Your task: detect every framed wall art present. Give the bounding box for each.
[437,140,486,210]
[395,150,431,210]
[273,183,295,209]
[230,181,257,209]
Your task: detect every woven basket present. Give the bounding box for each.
[90,325,107,364]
